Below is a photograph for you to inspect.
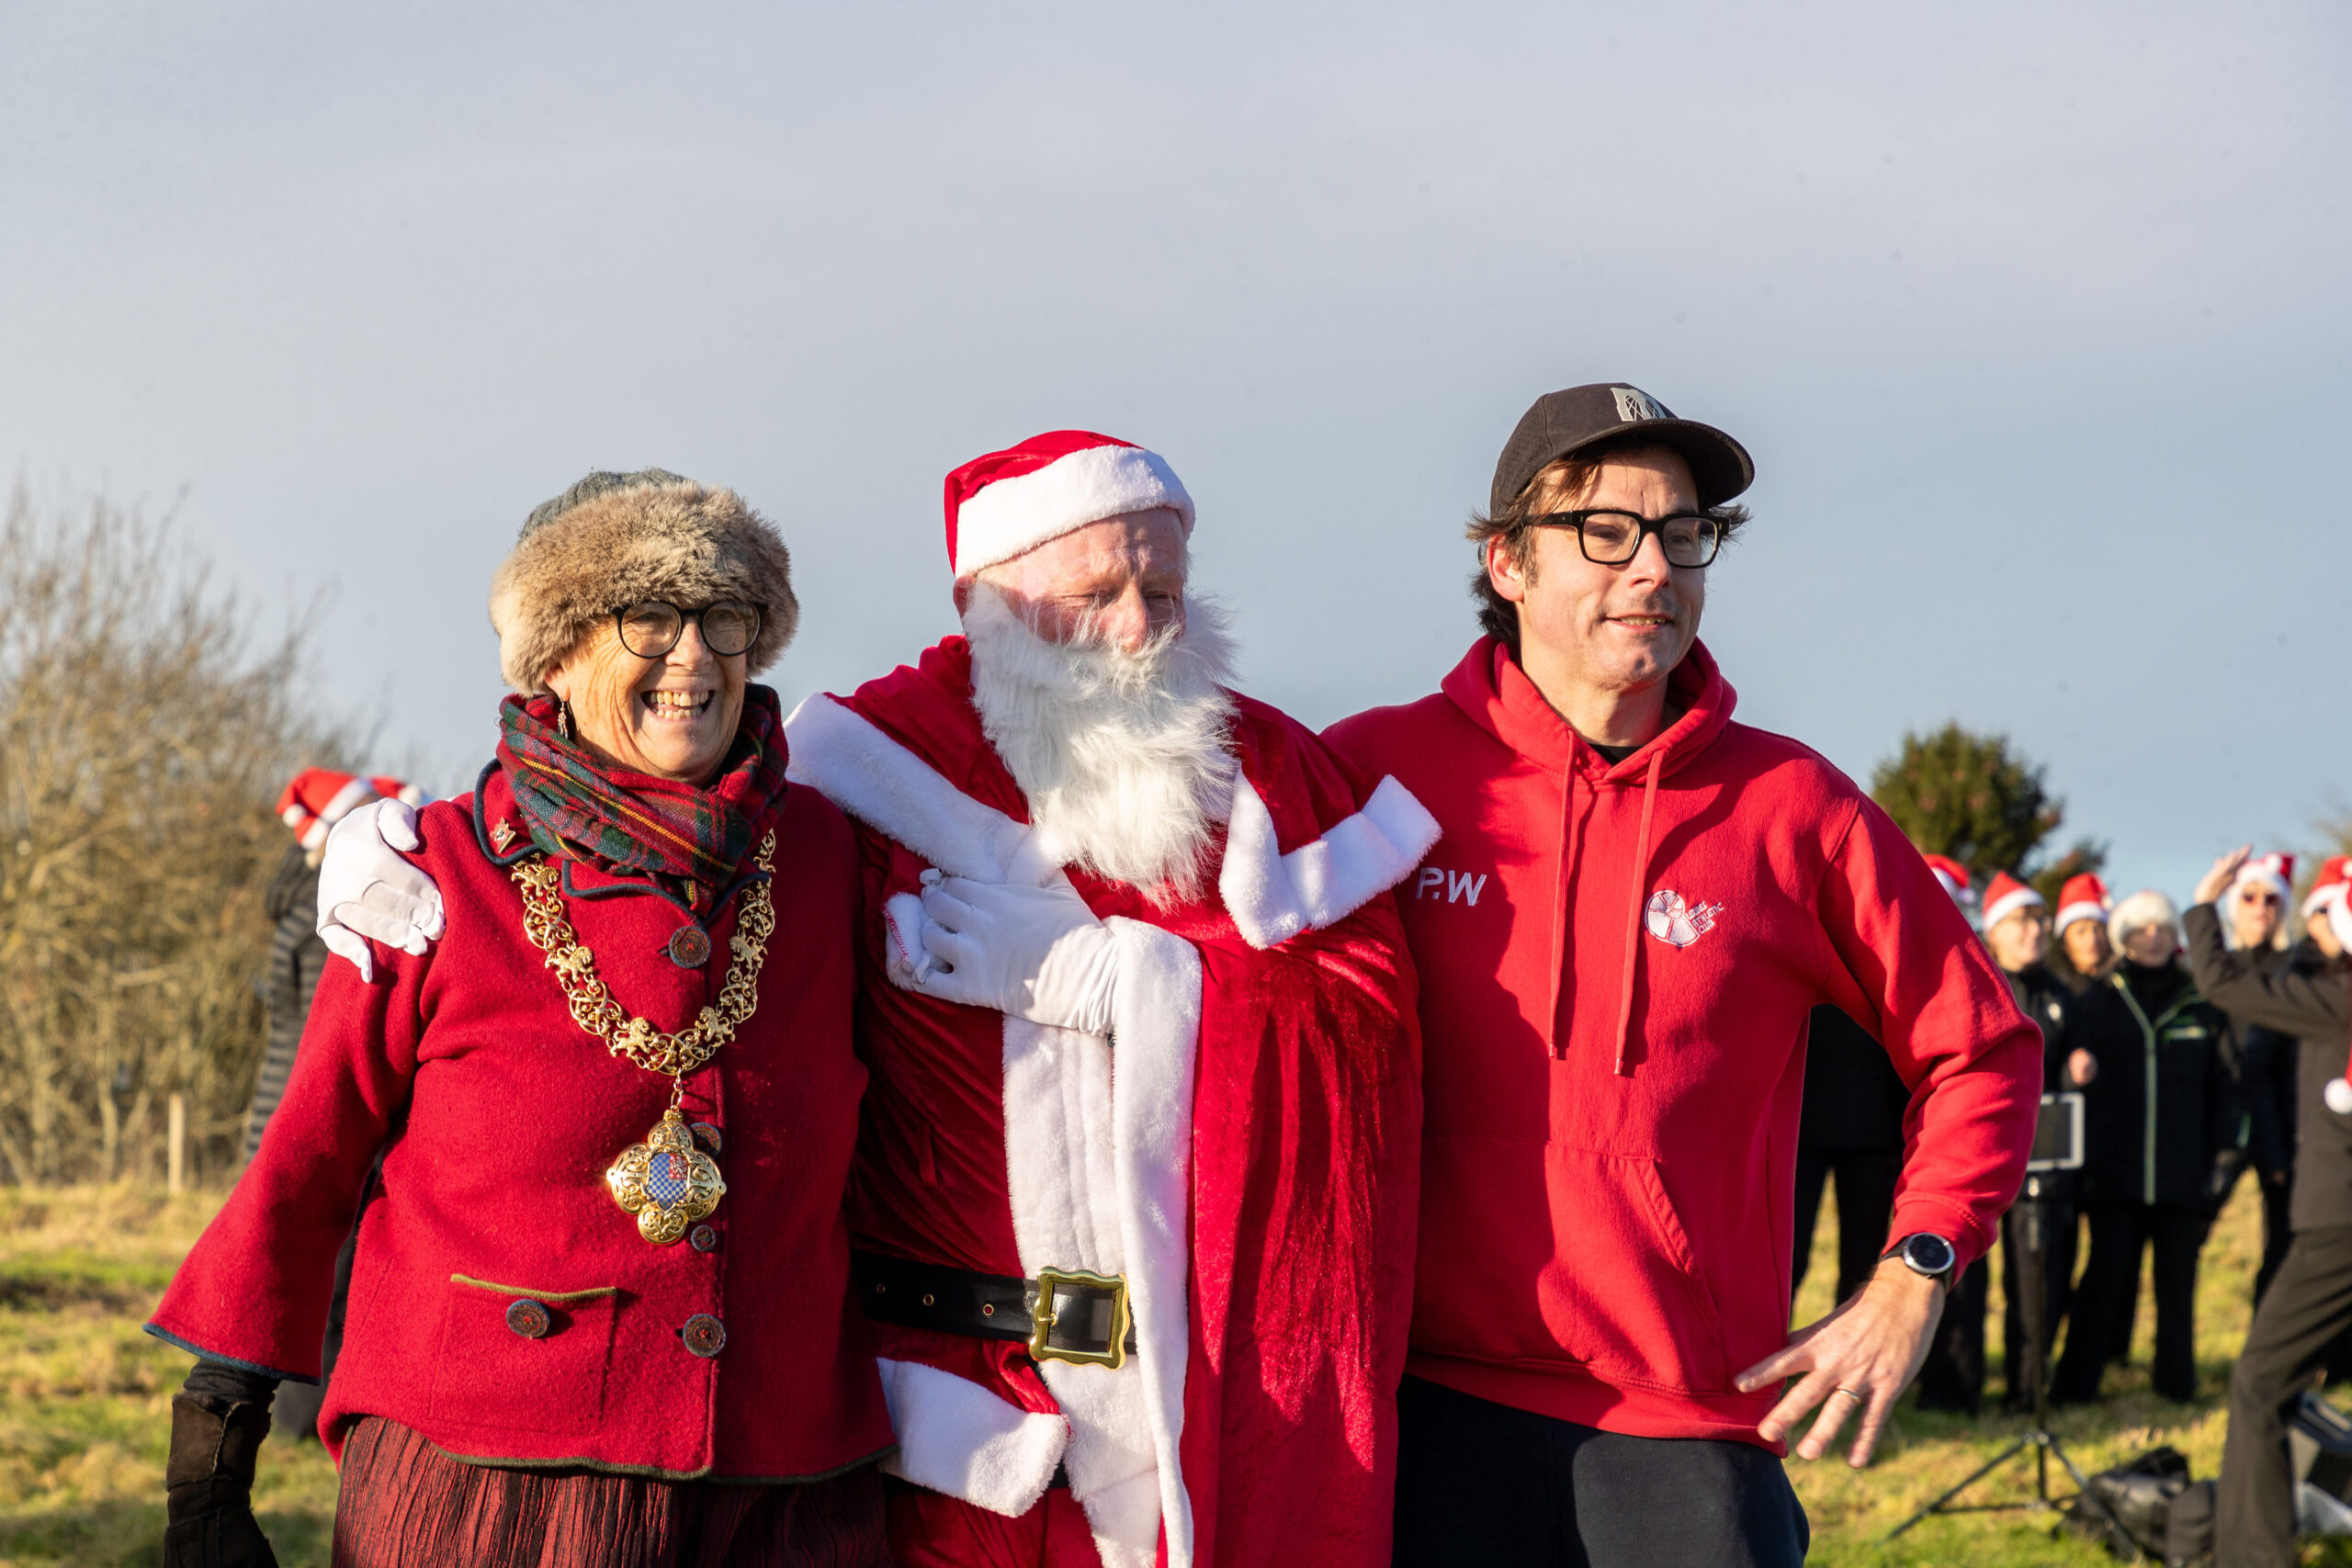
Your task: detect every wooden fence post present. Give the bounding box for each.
[167,1093,187,1194]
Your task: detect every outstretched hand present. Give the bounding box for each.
[2193,844,2253,908]
[1735,1262,1943,1467]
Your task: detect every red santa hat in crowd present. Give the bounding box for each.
[2305,855,2352,921]
[942,430,1194,580]
[2227,852,2297,909]
[2054,873,2113,936]
[1981,870,2045,931]
[1922,853,1974,910]
[277,769,424,852]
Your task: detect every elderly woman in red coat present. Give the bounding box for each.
[149,471,895,1567]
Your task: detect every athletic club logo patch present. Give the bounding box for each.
[1645,890,1723,949]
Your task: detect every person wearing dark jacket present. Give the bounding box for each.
[2050,888,2241,1405]
[243,771,424,1447]
[2194,848,2352,1568]
[2050,872,2116,996]
[1792,1006,1909,1305]
[1973,873,2098,1411]
[2217,852,2309,1305]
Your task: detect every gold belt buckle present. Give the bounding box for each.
[1029,1267,1130,1370]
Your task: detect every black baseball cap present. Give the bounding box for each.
[1489,383,1754,514]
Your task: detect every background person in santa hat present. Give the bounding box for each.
[2051,872,2117,991]
[1977,872,2095,1413]
[2049,888,2240,1405]
[2186,848,2352,1567]
[1321,383,2041,1567]
[246,769,426,1447]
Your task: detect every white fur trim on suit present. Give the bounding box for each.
[1218,773,1442,951]
[954,445,1194,578]
[785,695,1062,887]
[876,1357,1069,1517]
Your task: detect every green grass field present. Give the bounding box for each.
[3,1179,2349,1565]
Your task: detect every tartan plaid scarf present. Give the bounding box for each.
[496,684,789,912]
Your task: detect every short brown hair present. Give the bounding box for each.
[1464,439,1750,655]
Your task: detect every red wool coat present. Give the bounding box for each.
[1322,639,2041,1447]
[784,637,1437,1568]
[149,767,894,1481]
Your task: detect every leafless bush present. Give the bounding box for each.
[0,481,349,1185]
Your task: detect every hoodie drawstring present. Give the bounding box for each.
[1546,763,1582,1058]
[1611,750,1666,1076]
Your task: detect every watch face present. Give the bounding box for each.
[1905,1234,1956,1275]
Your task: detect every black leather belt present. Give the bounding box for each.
[853,1250,1136,1368]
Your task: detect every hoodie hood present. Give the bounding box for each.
[1441,637,1736,784]
[1441,637,1736,1070]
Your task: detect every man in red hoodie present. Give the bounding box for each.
[1323,383,2041,1566]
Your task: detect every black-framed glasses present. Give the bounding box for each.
[1532,510,1724,569]
[616,600,764,659]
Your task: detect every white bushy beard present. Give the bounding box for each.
[963,582,1240,908]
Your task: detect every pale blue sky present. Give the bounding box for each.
[4,1,2346,902]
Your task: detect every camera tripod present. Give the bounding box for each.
[1884,1176,2138,1555]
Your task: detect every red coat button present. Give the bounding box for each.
[667,926,712,968]
[506,1299,551,1339]
[689,1224,719,1253]
[681,1314,726,1357]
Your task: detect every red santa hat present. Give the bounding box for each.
[1922,854,1973,908]
[942,430,1194,580]
[277,769,425,852]
[2054,873,2113,935]
[2305,855,2352,919]
[1981,870,2045,931]
[2227,852,2296,908]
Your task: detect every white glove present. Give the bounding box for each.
[910,872,1121,1034]
[317,798,446,982]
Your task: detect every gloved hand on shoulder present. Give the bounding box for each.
[899,871,1122,1036]
[317,798,445,981]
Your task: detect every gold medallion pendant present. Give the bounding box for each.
[606,1108,725,1245]
[509,833,776,1246]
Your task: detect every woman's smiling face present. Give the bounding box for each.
[545,612,747,783]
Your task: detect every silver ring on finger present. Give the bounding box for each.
[1834,1386,1865,1401]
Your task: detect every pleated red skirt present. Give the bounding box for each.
[331,1417,890,1568]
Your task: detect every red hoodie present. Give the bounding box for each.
[1321,637,2038,1447]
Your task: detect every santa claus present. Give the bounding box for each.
[318,430,1439,1568]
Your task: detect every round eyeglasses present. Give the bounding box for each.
[1532,510,1724,569]
[615,600,763,660]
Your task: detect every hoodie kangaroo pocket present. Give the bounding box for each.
[1414,1134,1731,1393]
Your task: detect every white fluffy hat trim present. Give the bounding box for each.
[950,438,1193,579]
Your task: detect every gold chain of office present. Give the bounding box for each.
[509,831,777,1079]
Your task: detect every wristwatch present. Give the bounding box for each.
[1883,1233,1958,1291]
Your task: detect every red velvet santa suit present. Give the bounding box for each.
[784,635,1438,1568]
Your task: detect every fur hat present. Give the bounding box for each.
[489,469,798,693]
[2109,888,2181,954]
